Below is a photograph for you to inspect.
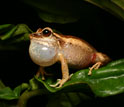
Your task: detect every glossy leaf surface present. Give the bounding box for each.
[0,82,29,100]
[85,0,124,21]
[0,24,32,50]
[22,0,124,23]
[36,59,124,97]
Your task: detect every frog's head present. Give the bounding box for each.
[29,27,59,46]
[29,27,60,66]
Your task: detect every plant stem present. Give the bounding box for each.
[17,89,49,107]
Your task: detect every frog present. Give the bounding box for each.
[29,27,111,88]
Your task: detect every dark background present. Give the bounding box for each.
[0,0,124,106]
[0,0,124,89]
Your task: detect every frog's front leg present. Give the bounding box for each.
[36,67,52,80]
[50,53,69,88]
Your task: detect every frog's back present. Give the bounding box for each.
[58,34,96,68]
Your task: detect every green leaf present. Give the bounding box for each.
[22,0,124,23]
[0,24,32,50]
[36,59,124,97]
[47,92,91,107]
[0,24,32,41]
[0,87,18,100]
[0,24,13,31]
[1,26,17,40]
[22,0,81,24]
[0,83,29,100]
[85,0,124,21]
[0,80,6,89]
[38,10,79,24]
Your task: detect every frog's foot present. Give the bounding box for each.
[50,74,72,88]
[88,62,102,75]
[50,79,61,87]
[36,67,53,80]
[50,79,68,88]
[41,71,53,80]
[36,72,45,80]
[36,70,45,80]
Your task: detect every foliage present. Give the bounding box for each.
[22,0,124,23]
[36,59,124,97]
[85,0,124,21]
[0,58,124,106]
[0,24,32,50]
[0,0,124,107]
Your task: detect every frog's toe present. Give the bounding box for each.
[69,73,73,78]
[50,77,69,88]
[41,76,45,80]
[50,79,61,87]
[56,79,67,88]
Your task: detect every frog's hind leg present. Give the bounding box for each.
[88,62,102,75]
[88,52,111,75]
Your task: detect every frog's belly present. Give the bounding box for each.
[29,42,57,66]
[62,45,93,68]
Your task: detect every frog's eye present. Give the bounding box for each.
[42,29,52,37]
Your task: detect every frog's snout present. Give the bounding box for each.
[29,33,43,39]
[29,33,38,39]
[29,34,33,39]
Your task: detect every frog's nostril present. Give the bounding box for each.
[29,33,42,39]
[31,33,41,37]
[29,33,36,39]
[32,33,38,36]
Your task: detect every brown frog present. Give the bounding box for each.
[29,27,110,88]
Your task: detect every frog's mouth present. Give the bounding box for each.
[30,36,53,48]
[29,33,45,43]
